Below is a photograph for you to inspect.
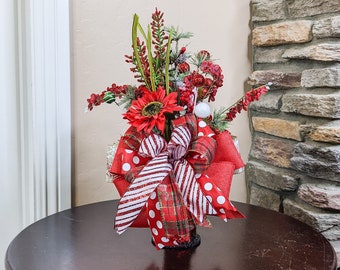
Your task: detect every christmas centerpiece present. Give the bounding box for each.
[87,9,268,250]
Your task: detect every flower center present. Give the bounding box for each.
[142,101,163,116]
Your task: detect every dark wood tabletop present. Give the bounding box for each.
[5,200,337,270]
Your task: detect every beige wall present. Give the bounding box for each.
[71,0,252,206]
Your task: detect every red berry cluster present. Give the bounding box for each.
[199,60,224,101]
[151,8,168,60]
[177,50,224,113]
[125,9,169,89]
[125,37,150,85]
[225,85,268,121]
[87,84,129,111]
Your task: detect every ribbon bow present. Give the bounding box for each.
[114,125,215,234]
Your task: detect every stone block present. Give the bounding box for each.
[323,224,340,241]
[249,92,282,114]
[250,136,295,168]
[282,43,340,62]
[248,70,301,89]
[302,121,340,144]
[298,183,340,210]
[252,20,313,47]
[313,15,340,38]
[246,160,299,192]
[281,93,340,119]
[252,0,286,22]
[249,184,281,211]
[287,0,340,18]
[301,66,340,88]
[252,116,302,141]
[291,143,340,182]
[254,47,288,64]
[283,198,340,238]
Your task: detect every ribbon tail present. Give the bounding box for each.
[173,160,216,223]
[197,162,245,220]
[115,153,171,234]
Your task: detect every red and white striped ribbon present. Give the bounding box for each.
[115,133,171,234]
[170,126,216,223]
[173,159,216,223]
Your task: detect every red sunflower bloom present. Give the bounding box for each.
[123,86,183,134]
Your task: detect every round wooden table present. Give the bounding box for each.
[5,200,337,270]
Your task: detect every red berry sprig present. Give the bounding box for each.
[87,84,129,111]
[207,84,269,133]
[225,85,269,121]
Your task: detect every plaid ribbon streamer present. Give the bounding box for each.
[148,176,197,249]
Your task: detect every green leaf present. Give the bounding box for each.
[132,14,149,89]
[147,25,156,92]
[165,28,173,95]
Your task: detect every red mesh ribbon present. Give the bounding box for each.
[110,114,245,248]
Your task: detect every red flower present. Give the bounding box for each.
[200,61,212,73]
[123,86,183,134]
[204,78,213,87]
[192,73,205,87]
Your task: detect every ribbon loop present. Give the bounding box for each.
[139,133,167,158]
[168,126,191,160]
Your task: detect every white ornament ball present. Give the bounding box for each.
[194,102,211,118]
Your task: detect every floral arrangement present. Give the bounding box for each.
[87,9,268,250]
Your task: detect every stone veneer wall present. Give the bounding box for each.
[247,0,340,266]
